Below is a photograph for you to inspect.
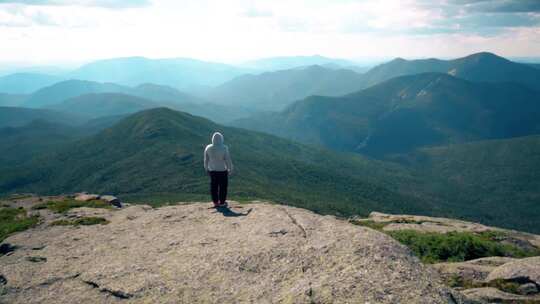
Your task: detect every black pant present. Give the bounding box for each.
[210,171,228,204]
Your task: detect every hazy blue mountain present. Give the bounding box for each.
[0,73,63,94]
[24,79,204,107]
[48,93,158,119]
[68,57,247,89]
[24,80,131,108]
[0,106,84,128]
[233,73,540,155]
[0,93,28,107]
[132,83,206,104]
[207,65,366,111]
[30,81,255,124]
[240,55,359,71]
[362,52,540,90]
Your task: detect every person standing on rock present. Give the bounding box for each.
[204,132,234,207]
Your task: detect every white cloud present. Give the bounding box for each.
[0,0,150,9]
[0,0,539,65]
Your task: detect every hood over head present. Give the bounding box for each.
[212,132,224,145]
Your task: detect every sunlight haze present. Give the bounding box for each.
[1,0,539,65]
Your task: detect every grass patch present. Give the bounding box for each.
[388,230,540,263]
[32,198,112,213]
[0,207,39,242]
[350,219,388,230]
[51,217,109,226]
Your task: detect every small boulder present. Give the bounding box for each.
[434,256,518,284]
[75,194,100,202]
[487,256,540,285]
[462,287,539,302]
[101,195,121,208]
[518,283,538,295]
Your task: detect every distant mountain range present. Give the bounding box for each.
[48,93,158,119]
[234,72,540,155]
[362,52,540,90]
[206,65,365,110]
[2,51,540,233]
[202,52,540,111]
[240,55,361,71]
[24,80,132,108]
[17,80,254,123]
[0,73,63,94]
[0,93,27,107]
[67,57,248,89]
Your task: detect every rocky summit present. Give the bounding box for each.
[0,198,467,304]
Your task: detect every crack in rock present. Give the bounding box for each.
[269,229,288,237]
[282,209,307,238]
[82,280,133,299]
[38,273,80,287]
[0,243,17,256]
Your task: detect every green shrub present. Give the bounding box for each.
[388,230,539,263]
[350,220,388,231]
[51,217,109,226]
[0,207,39,242]
[32,198,111,213]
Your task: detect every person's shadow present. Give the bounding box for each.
[214,205,252,217]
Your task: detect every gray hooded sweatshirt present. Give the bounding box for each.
[204,132,233,172]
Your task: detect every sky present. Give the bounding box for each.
[0,0,539,66]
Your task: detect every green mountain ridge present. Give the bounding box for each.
[233,72,540,156]
[1,108,539,233]
[403,135,540,231]
[0,106,85,128]
[0,108,438,218]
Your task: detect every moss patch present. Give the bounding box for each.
[51,217,109,226]
[32,198,112,213]
[350,219,388,230]
[0,207,39,242]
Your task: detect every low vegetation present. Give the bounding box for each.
[349,219,388,230]
[51,216,109,226]
[351,220,540,263]
[387,230,540,264]
[32,198,111,213]
[0,207,39,242]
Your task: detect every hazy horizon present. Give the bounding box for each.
[1,0,540,66]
